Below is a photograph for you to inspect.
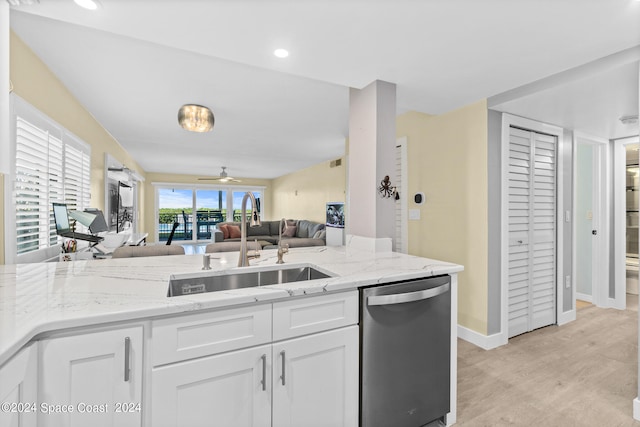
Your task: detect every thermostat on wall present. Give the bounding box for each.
[414,192,425,205]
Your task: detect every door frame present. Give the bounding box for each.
[614,136,640,310]
[500,114,566,345]
[572,132,610,308]
[395,137,408,253]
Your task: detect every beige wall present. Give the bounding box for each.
[397,101,489,335]
[143,173,273,243]
[271,157,346,224]
[9,32,145,227]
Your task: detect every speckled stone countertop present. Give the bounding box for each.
[0,245,463,366]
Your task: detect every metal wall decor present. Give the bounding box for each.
[378,175,399,200]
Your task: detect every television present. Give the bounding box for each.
[326,202,345,229]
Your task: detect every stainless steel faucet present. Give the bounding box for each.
[238,192,261,267]
[276,218,289,264]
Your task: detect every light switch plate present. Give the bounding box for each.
[409,209,420,220]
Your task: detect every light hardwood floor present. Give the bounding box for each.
[456,297,640,426]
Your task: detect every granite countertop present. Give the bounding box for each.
[0,245,463,366]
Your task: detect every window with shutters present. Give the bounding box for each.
[12,96,91,257]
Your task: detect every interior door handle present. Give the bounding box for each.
[124,336,131,382]
[592,230,597,235]
[367,283,450,306]
[280,350,286,386]
[260,354,266,391]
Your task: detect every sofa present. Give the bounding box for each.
[111,245,185,258]
[211,219,326,250]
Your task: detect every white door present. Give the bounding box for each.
[508,127,557,338]
[151,344,271,427]
[574,133,610,307]
[575,142,595,301]
[39,327,143,427]
[0,343,37,427]
[272,326,358,427]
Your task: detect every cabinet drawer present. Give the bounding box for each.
[273,291,358,341]
[152,304,272,366]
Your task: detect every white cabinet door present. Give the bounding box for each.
[39,327,143,427]
[151,344,271,427]
[272,326,358,427]
[0,343,38,427]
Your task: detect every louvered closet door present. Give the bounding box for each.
[508,127,557,338]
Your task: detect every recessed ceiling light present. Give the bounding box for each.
[274,49,289,58]
[74,0,99,10]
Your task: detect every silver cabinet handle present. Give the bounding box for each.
[124,336,131,382]
[367,283,450,306]
[280,350,286,386]
[260,354,266,391]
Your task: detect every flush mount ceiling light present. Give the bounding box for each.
[178,104,215,132]
[274,48,289,58]
[74,0,99,10]
[620,115,639,126]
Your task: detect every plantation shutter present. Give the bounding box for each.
[13,99,92,256]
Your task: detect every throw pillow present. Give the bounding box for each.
[282,225,297,237]
[218,224,230,239]
[228,224,241,239]
[313,229,326,239]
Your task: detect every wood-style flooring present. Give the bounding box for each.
[456,296,640,426]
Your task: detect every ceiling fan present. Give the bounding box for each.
[198,167,242,183]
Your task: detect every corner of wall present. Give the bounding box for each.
[398,101,490,336]
[271,158,346,223]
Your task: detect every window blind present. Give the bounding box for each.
[14,106,91,255]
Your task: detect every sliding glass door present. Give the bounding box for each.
[155,185,264,243]
[158,188,193,242]
[195,189,227,240]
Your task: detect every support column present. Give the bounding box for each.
[347,80,396,251]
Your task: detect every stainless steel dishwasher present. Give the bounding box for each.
[360,275,451,427]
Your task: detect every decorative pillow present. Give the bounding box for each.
[218,224,230,239]
[282,225,297,237]
[228,224,241,239]
[312,229,326,240]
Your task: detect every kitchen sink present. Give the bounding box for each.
[167,266,332,297]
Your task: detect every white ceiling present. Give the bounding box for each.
[9,0,640,179]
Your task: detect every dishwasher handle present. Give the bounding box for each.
[367,283,450,306]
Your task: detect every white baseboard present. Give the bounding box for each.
[634,397,640,421]
[557,308,576,326]
[576,292,593,303]
[457,325,505,350]
[609,297,626,310]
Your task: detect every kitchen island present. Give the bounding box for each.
[0,245,463,427]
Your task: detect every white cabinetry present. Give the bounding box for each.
[150,291,358,427]
[272,326,358,427]
[152,344,272,427]
[39,326,143,427]
[0,343,38,427]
